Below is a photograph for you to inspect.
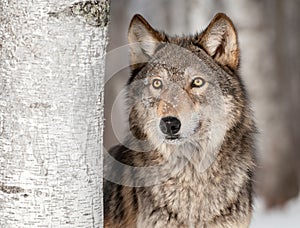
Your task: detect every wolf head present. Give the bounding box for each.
[126,13,248,155]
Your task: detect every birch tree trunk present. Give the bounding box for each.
[0,0,109,227]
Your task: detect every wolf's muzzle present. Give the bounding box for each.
[159,116,181,138]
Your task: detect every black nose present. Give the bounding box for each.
[159,116,181,136]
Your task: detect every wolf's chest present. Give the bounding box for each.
[137,168,214,226]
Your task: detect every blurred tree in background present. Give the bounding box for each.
[104,0,300,209]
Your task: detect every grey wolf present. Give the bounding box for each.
[104,13,256,228]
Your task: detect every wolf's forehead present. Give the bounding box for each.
[149,44,210,79]
[149,61,184,77]
[147,65,185,82]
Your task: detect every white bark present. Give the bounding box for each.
[0,0,109,227]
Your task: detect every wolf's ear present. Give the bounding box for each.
[199,13,239,71]
[128,14,163,68]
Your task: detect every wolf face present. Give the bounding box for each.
[126,14,245,156]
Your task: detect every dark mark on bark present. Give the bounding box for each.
[0,115,4,136]
[92,198,96,227]
[29,102,51,109]
[48,0,110,27]
[0,182,24,194]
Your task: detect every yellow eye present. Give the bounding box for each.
[152,79,163,89]
[191,77,205,88]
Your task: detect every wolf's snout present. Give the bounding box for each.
[159,116,181,137]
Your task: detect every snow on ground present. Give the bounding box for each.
[251,197,300,227]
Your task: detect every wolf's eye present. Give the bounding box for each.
[191,77,205,88]
[152,79,163,89]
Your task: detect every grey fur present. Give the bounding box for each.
[104,13,256,228]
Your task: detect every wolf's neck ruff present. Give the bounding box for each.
[104,13,256,228]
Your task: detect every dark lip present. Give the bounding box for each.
[165,135,180,140]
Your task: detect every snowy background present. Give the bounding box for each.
[251,197,300,227]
